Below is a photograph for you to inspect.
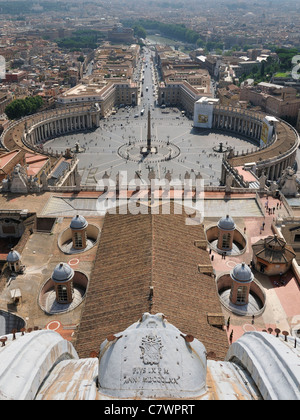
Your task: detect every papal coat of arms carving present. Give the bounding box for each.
[140,333,163,365]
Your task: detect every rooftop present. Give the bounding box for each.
[252,235,296,264]
[75,203,229,360]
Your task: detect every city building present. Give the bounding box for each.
[0,92,13,115]
[107,24,135,44]
[156,46,212,116]
[240,82,300,122]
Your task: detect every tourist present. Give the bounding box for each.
[227,317,230,329]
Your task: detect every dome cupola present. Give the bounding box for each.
[231,262,253,283]
[229,263,254,306]
[6,249,22,273]
[70,215,88,231]
[51,263,75,304]
[7,249,21,263]
[217,215,235,231]
[52,262,74,283]
[70,215,88,250]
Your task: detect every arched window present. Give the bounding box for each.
[57,284,68,302]
[74,232,83,248]
[236,286,248,304]
[222,233,231,249]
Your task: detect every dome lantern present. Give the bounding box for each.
[7,249,22,273]
[231,262,254,283]
[217,215,236,251]
[70,215,88,250]
[70,215,88,230]
[51,262,75,304]
[229,262,254,306]
[217,215,235,231]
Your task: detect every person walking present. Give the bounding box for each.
[227,317,231,330]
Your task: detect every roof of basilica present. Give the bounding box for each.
[74,204,229,360]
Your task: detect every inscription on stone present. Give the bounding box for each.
[123,366,180,386]
[121,332,182,388]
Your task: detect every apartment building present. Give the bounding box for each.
[156,46,212,116]
[158,81,209,117]
[0,92,13,115]
[57,80,138,117]
[240,82,300,121]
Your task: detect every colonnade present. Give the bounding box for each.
[216,105,300,185]
[212,109,262,142]
[25,111,99,147]
[257,152,297,181]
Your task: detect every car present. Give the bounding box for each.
[134,114,139,118]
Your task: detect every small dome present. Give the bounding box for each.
[98,313,207,399]
[231,262,253,283]
[217,215,235,231]
[7,249,21,263]
[52,262,74,283]
[70,215,88,230]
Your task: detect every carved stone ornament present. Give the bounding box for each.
[140,332,163,365]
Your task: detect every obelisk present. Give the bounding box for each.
[147,109,151,152]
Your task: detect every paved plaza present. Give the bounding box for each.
[44,47,259,189]
[45,108,259,188]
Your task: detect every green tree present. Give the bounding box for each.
[133,25,147,39]
[5,96,43,120]
[260,61,265,77]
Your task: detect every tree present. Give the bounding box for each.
[260,61,265,78]
[5,96,43,120]
[133,25,146,39]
